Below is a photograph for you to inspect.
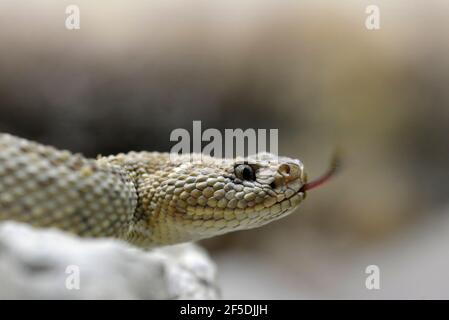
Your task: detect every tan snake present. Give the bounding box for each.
[0,133,337,248]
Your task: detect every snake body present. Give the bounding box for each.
[0,133,307,248]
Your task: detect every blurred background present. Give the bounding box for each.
[1,0,449,298]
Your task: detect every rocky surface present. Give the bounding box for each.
[0,222,219,299]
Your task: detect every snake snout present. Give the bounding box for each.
[269,161,306,192]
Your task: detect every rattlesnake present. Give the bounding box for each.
[0,133,337,248]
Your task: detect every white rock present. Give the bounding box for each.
[0,222,219,299]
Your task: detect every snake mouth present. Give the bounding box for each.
[262,190,305,221]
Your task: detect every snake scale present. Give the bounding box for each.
[0,133,337,248]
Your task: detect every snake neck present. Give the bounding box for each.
[99,152,178,248]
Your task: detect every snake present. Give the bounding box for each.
[0,133,338,248]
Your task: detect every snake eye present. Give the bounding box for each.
[235,164,255,181]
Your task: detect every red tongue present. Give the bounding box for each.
[300,151,341,192]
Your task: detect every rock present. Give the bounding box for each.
[0,222,219,299]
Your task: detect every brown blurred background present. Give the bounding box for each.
[1,0,449,298]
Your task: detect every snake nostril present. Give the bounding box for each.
[279,163,301,184]
[279,164,291,176]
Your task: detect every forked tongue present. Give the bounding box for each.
[300,151,341,192]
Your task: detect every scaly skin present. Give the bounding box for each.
[0,133,307,248]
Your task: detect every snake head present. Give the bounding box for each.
[138,152,309,245]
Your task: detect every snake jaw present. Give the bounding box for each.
[258,165,306,224]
